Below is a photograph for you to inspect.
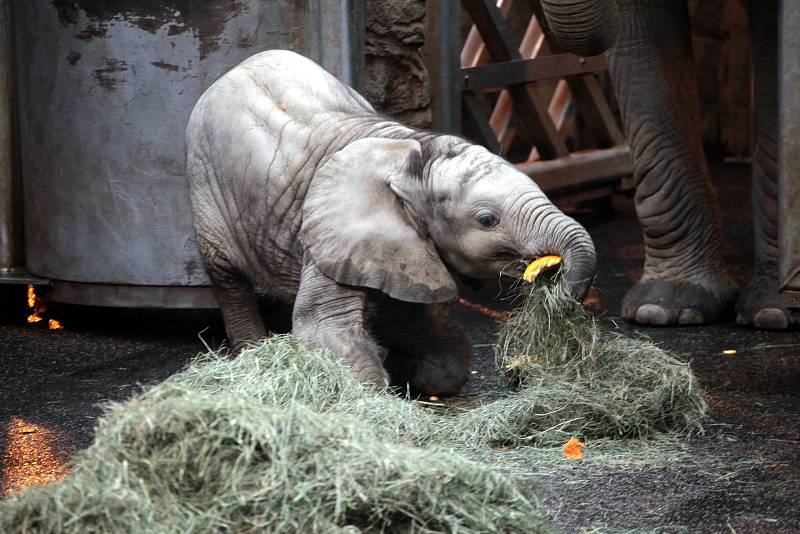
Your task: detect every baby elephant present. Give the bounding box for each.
[186,50,596,396]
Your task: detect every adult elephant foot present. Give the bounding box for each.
[736,276,798,330]
[622,275,738,326]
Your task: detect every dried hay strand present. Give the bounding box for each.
[0,281,707,532]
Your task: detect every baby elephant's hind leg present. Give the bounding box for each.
[376,303,473,397]
[197,235,266,353]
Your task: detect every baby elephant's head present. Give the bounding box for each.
[301,137,596,304]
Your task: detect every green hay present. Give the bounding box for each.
[1,340,546,534]
[0,283,708,533]
[3,389,541,533]
[490,284,708,442]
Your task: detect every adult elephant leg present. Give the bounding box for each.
[374,301,473,397]
[610,0,738,325]
[292,259,390,388]
[735,1,798,329]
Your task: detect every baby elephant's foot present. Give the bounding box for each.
[736,277,799,330]
[385,349,472,398]
[622,278,738,326]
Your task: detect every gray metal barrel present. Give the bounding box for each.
[13,0,363,307]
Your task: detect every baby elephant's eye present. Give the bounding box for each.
[476,211,499,229]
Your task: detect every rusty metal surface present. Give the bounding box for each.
[779,0,800,302]
[0,267,48,285]
[46,281,217,309]
[14,0,362,304]
[0,0,20,269]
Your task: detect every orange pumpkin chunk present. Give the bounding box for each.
[562,436,585,460]
[522,255,562,283]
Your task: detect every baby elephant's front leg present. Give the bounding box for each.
[292,260,390,388]
[376,302,473,397]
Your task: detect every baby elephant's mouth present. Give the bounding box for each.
[492,253,528,277]
[495,255,563,282]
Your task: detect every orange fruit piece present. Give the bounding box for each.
[563,436,585,460]
[522,255,562,283]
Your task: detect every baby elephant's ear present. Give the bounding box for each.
[301,138,457,303]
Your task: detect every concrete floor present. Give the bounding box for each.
[0,160,798,532]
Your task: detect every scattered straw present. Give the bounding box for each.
[0,282,708,532]
[0,338,547,533]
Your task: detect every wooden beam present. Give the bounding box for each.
[564,73,626,147]
[462,0,569,159]
[517,147,633,194]
[552,184,617,209]
[462,54,608,92]
[461,0,514,68]
[487,15,546,154]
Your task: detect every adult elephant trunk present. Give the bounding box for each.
[520,203,597,302]
[537,0,615,57]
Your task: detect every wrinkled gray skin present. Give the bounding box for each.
[538,0,796,329]
[186,50,596,396]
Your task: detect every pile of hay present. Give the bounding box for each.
[485,284,708,444]
[1,338,546,533]
[0,283,707,533]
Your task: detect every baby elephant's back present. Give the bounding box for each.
[186,49,375,197]
[227,50,373,121]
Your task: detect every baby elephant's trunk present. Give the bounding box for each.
[523,208,597,302]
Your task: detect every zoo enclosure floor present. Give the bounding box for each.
[0,158,798,532]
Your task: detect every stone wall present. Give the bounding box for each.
[363,0,432,129]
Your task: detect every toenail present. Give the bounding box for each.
[677,309,703,325]
[635,304,669,326]
[754,308,789,330]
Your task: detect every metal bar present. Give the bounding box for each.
[778,0,800,303]
[462,54,608,91]
[424,0,462,134]
[517,146,633,194]
[47,281,218,309]
[462,0,568,158]
[318,0,365,91]
[0,267,48,285]
[463,92,501,153]
[0,0,20,270]
[348,0,366,92]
